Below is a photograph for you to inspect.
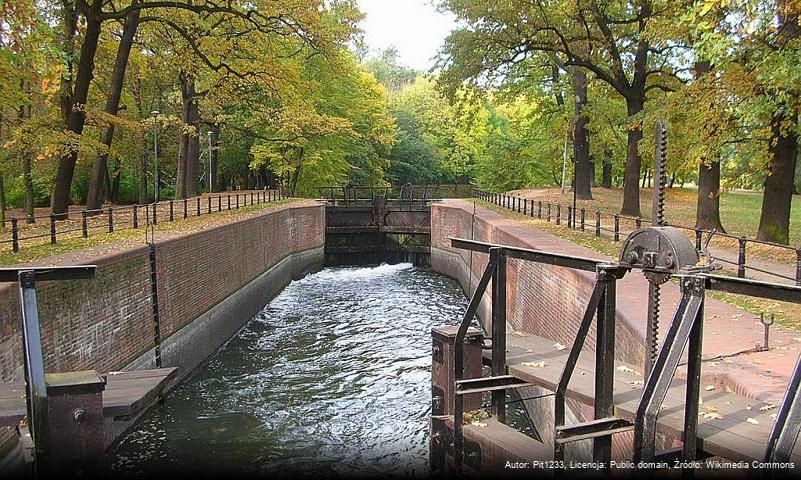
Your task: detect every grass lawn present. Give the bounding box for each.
[511,187,801,246]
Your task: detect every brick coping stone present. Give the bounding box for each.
[438,199,800,404]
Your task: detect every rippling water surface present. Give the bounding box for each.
[109,264,470,478]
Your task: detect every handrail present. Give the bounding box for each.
[448,237,603,272]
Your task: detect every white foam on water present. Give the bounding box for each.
[297,263,414,284]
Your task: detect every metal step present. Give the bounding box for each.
[455,375,534,395]
[555,417,634,444]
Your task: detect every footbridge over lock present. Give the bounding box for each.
[318,185,434,267]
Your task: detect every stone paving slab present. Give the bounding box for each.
[443,199,800,404]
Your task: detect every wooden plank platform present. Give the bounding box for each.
[0,367,176,427]
[488,333,801,463]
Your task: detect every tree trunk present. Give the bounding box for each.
[572,68,592,200]
[176,73,200,199]
[139,148,148,204]
[693,60,725,232]
[756,2,799,245]
[0,174,5,229]
[86,9,140,211]
[621,96,644,216]
[210,125,219,192]
[757,115,798,244]
[552,64,564,107]
[20,89,35,223]
[110,155,121,204]
[0,113,4,228]
[185,103,200,197]
[51,5,103,218]
[602,149,613,188]
[696,161,726,232]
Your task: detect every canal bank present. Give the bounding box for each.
[0,200,325,465]
[108,263,468,477]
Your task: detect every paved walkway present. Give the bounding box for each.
[447,199,801,405]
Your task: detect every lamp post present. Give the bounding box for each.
[151,111,160,202]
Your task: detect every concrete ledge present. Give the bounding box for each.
[430,199,801,408]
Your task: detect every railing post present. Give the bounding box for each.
[523,198,528,216]
[490,247,507,422]
[517,196,522,213]
[538,201,542,219]
[595,211,601,237]
[567,206,572,228]
[227,194,231,210]
[581,208,586,232]
[208,196,212,214]
[49,214,56,245]
[152,202,157,225]
[236,194,240,209]
[614,214,620,242]
[81,211,88,238]
[183,199,188,219]
[738,237,747,278]
[547,203,552,222]
[133,205,138,229]
[695,228,703,252]
[169,200,174,222]
[218,195,222,212]
[556,205,561,225]
[11,218,19,252]
[108,207,114,233]
[196,197,201,216]
[636,216,642,229]
[796,248,801,287]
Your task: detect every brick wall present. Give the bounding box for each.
[430,200,643,366]
[0,203,325,383]
[429,200,682,462]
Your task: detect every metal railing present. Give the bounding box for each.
[449,236,801,475]
[316,183,472,207]
[1,189,289,253]
[472,188,801,286]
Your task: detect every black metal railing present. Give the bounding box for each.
[449,235,801,475]
[2,189,289,253]
[317,184,472,208]
[471,188,801,286]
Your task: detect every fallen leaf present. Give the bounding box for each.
[617,365,642,376]
[759,404,777,412]
[702,412,723,420]
[704,385,716,391]
[705,405,718,412]
[108,371,123,376]
[747,418,759,425]
[523,361,546,368]
[630,380,644,386]
[512,331,526,337]
[706,361,719,367]
[554,343,567,351]
[472,421,488,428]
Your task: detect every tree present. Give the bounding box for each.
[692,0,800,243]
[437,0,680,215]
